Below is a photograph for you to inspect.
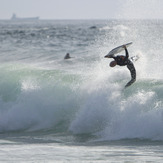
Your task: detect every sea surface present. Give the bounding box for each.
[0,19,163,162]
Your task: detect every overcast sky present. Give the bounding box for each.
[1,0,163,20]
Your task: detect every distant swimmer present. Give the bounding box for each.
[64,53,71,59]
[105,45,136,88]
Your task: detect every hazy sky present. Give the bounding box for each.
[1,0,163,20]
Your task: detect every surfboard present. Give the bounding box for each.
[105,42,132,58]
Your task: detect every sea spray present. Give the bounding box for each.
[0,20,163,142]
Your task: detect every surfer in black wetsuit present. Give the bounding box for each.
[64,53,71,59]
[105,45,136,88]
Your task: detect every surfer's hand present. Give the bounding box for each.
[123,45,126,49]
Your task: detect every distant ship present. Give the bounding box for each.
[11,13,39,21]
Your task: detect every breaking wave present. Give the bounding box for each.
[0,61,162,141]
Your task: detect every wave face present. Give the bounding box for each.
[0,20,163,141]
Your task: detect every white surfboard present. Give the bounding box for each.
[105,42,132,58]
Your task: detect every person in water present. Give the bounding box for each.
[105,45,136,88]
[64,53,71,59]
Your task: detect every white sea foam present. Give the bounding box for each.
[0,20,163,142]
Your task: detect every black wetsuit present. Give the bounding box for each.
[112,48,136,87]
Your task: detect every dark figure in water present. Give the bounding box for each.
[105,45,136,88]
[64,53,71,59]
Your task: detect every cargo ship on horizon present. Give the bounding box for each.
[11,13,39,21]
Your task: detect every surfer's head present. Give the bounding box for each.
[64,53,71,59]
[110,60,117,67]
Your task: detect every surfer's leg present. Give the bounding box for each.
[125,62,136,88]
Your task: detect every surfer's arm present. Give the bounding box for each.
[124,47,129,59]
[122,45,129,58]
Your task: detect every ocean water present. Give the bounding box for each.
[0,19,163,162]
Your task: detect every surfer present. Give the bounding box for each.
[64,53,71,59]
[105,45,136,88]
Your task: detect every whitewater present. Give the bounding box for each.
[0,19,163,162]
